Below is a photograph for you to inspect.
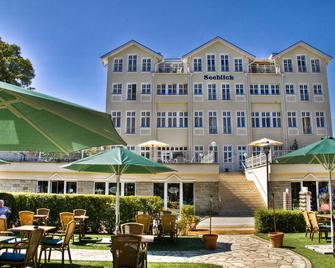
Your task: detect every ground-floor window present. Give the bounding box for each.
[94,181,136,196]
[37,180,77,194]
[37,181,48,193]
[94,182,106,195]
[183,183,194,205]
[153,183,164,199]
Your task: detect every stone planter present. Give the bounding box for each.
[268,232,284,248]
[202,233,218,250]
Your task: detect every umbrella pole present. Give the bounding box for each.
[329,170,334,255]
[115,173,121,234]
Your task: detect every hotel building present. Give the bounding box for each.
[0,37,332,215]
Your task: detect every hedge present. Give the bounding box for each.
[254,209,305,233]
[0,192,163,233]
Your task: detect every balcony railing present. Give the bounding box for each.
[248,63,278,74]
[157,63,185,73]
[244,150,293,169]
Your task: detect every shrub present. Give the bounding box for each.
[254,208,305,233]
[0,192,163,233]
[178,205,200,235]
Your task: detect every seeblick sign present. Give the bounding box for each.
[204,75,234,80]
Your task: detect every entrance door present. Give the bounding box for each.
[303,181,317,211]
[167,183,180,210]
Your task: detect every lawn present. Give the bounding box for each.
[71,234,203,251]
[257,232,335,268]
[39,261,220,268]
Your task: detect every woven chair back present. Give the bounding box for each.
[121,222,144,235]
[25,228,44,264]
[59,212,74,231]
[161,214,176,233]
[64,220,76,246]
[19,211,34,225]
[37,208,50,217]
[73,209,86,217]
[111,234,141,268]
[162,210,172,215]
[0,218,8,232]
[302,210,311,229]
[308,211,319,230]
[135,214,152,234]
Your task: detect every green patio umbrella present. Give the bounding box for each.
[0,159,9,164]
[277,137,335,253]
[0,81,125,153]
[62,147,175,232]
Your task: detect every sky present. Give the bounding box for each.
[0,0,334,118]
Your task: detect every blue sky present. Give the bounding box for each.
[0,0,334,119]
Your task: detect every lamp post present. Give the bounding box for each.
[263,143,271,209]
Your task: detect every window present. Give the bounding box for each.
[167,84,177,95]
[235,84,244,95]
[157,84,166,95]
[272,112,281,128]
[108,182,117,195]
[208,111,218,134]
[140,146,150,159]
[94,182,106,195]
[221,54,229,72]
[127,84,137,100]
[112,84,122,94]
[126,111,136,134]
[66,182,77,194]
[223,145,233,163]
[167,112,177,128]
[234,58,243,72]
[299,84,309,101]
[221,84,231,100]
[260,85,269,95]
[283,59,293,72]
[261,112,271,128]
[179,84,188,95]
[128,55,137,72]
[194,83,203,95]
[141,84,151,95]
[237,145,246,170]
[111,111,121,128]
[142,58,151,72]
[302,111,312,134]
[194,111,203,128]
[313,84,323,95]
[157,112,166,128]
[179,112,188,128]
[153,183,164,199]
[124,183,135,196]
[37,181,48,193]
[237,111,246,128]
[311,59,320,73]
[250,84,259,95]
[208,145,218,163]
[316,112,326,128]
[297,55,307,72]
[193,58,202,72]
[113,58,123,72]
[285,84,295,95]
[183,183,194,205]
[51,181,64,194]
[141,111,151,128]
[287,112,297,128]
[271,85,280,95]
[251,112,260,128]
[194,145,204,163]
[208,84,216,100]
[207,54,216,72]
[222,111,232,134]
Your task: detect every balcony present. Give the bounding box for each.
[248,62,278,74]
[157,62,185,73]
[244,150,293,169]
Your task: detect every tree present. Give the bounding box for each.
[0,37,35,87]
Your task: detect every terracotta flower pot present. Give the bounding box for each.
[202,234,218,250]
[268,232,284,248]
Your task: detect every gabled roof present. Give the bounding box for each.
[271,41,332,62]
[182,36,255,59]
[101,40,163,65]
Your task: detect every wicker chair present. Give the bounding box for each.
[160,214,177,240]
[136,214,152,234]
[73,209,86,240]
[36,208,50,225]
[0,218,14,236]
[0,228,44,268]
[39,220,75,266]
[111,234,144,268]
[53,212,74,241]
[308,211,330,243]
[302,210,312,238]
[121,223,144,235]
[19,211,34,226]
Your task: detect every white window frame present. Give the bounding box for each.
[223,145,233,163]
[221,83,231,100]
[220,54,229,72]
[127,54,138,72]
[112,83,122,95]
[193,83,203,95]
[113,57,123,72]
[236,111,246,128]
[140,111,151,128]
[206,54,216,72]
[194,111,203,128]
[313,83,323,95]
[311,58,321,73]
[285,83,295,95]
[207,83,217,100]
[141,57,152,72]
[296,54,307,73]
[283,58,293,72]
[208,111,218,134]
[299,84,309,101]
[111,111,122,128]
[287,111,297,128]
[222,111,232,134]
[141,83,151,95]
[234,58,243,72]
[193,57,202,72]
[235,83,244,95]
[316,111,326,128]
[125,111,136,134]
[301,111,312,134]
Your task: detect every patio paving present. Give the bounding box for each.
[305,244,333,254]
[48,235,311,268]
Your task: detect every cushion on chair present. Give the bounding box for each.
[0,252,25,262]
[42,239,64,246]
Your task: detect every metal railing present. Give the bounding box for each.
[157,63,185,73]
[244,150,293,169]
[248,63,278,74]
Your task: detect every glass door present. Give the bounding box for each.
[167,183,180,210]
[303,181,317,211]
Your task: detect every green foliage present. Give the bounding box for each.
[178,205,200,235]
[0,192,162,233]
[254,209,305,233]
[0,37,35,87]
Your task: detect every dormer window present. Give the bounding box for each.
[128,55,137,72]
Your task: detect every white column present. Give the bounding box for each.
[121,182,125,196]
[164,182,168,209]
[179,182,183,210]
[63,181,67,194]
[316,181,320,210]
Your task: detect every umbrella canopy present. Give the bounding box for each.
[0,81,125,153]
[277,137,335,254]
[248,138,283,147]
[62,147,175,232]
[0,159,9,164]
[137,140,169,148]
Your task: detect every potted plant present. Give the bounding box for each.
[202,195,218,250]
[268,193,284,248]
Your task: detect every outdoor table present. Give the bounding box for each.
[0,236,16,243]
[317,214,335,219]
[74,215,89,241]
[97,235,155,244]
[9,225,56,233]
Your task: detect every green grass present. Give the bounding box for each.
[39,261,220,268]
[71,234,203,251]
[257,232,335,268]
